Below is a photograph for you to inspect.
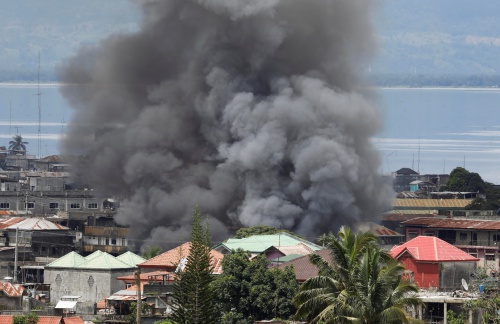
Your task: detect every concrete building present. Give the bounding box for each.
[44,251,144,315]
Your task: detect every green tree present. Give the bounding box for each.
[293,226,421,324]
[13,313,38,324]
[171,206,218,324]
[446,310,467,324]
[142,246,163,259]
[443,167,486,193]
[212,249,298,323]
[8,134,28,155]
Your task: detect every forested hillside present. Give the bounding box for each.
[2,0,500,86]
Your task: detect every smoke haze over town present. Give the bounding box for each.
[59,0,392,247]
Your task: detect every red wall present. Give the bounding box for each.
[398,254,440,288]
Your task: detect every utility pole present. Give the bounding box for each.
[135,270,141,324]
[13,227,18,283]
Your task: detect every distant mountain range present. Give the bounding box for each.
[2,0,500,87]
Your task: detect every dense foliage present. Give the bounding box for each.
[212,249,298,323]
[293,226,421,324]
[13,313,38,324]
[442,167,486,193]
[171,206,218,324]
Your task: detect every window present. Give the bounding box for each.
[88,203,98,209]
[25,202,34,209]
[408,230,418,239]
[469,252,478,258]
[49,202,59,209]
[70,203,80,209]
[111,238,116,245]
[493,234,500,242]
[460,233,467,241]
[424,231,435,236]
[0,203,9,209]
[486,254,495,261]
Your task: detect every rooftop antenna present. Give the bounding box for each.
[417,138,421,174]
[9,99,11,135]
[36,51,42,158]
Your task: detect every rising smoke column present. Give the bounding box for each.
[59,0,392,247]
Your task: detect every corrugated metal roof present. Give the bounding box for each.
[46,252,86,268]
[0,315,12,324]
[276,248,332,282]
[77,252,134,270]
[402,217,500,230]
[116,252,146,267]
[393,199,473,208]
[0,217,68,230]
[139,242,224,274]
[389,236,479,262]
[219,233,322,253]
[55,301,78,309]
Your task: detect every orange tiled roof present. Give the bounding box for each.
[37,317,62,324]
[139,242,224,274]
[62,317,84,324]
[0,317,62,324]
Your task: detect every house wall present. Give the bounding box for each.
[0,296,22,310]
[44,267,134,315]
[398,254,440,288]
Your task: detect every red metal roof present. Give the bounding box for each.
[402,217,500,230]
[139,242,224,274]
[0,315,12,324]
[389,236,479,262]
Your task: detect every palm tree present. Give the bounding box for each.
[9,134,28,155]
[293,226,421,324]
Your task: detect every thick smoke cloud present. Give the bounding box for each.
[59,0,392,247]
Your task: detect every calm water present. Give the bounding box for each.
[375,88,500,183]
[0,83,68,157]
[1,84,499,183]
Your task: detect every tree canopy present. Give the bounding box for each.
[293,226,421,324]
[171,206,218,324]
[212,249,298,323]
[442,167,486,193]
[9,134,28,155]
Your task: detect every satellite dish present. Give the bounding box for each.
[462,278,469,291]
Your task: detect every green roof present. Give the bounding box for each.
[46,251,86,268]
[45,251,138,270]
[270,254,303,263]
[77,252,133,269]
[116,251,146,267]
[219,233,322,253]
[85,250,104,261]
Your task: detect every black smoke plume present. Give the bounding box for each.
[59,0,392,247]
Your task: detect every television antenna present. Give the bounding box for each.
[36,52,43,159]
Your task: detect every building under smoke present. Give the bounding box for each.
[59,0,392,247]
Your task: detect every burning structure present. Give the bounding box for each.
[59,0,392,246]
